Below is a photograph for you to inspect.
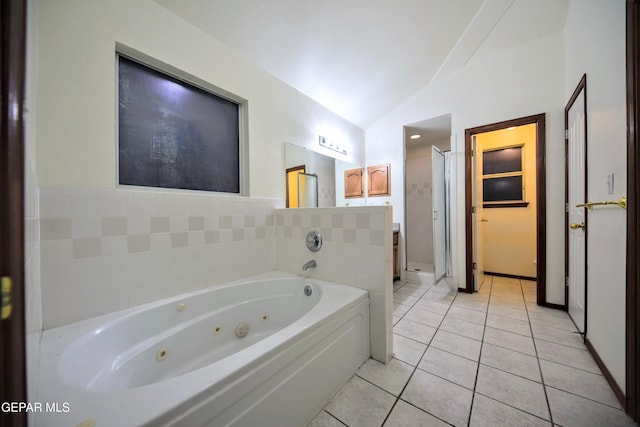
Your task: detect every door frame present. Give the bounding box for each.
[0,0,27,426]
[626,0,640,419]
[564,74,588,335]
[464,113,547,303]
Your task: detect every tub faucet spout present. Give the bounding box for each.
[302,260,316,270]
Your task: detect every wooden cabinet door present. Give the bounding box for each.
[368,164,390,196]
[344,168,364,198]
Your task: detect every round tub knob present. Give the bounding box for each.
[306,231,322,252]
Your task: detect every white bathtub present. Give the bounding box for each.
[35,271,370,427]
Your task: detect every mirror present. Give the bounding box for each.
[284,143,364,207]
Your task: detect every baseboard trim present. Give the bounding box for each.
[585,338,626,410]
[540,302,567,311]
[485,271,537,282]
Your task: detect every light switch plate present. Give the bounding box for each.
[607,173,615,194]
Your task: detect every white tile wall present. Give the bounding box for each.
[39,186,281,329]
[37,188,392,367]
[274,206,394,363]
[406,156,434,265]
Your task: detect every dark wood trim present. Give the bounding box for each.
[540,302,567,311]
[586,339,626,410]
[536,116,547,306]
[0,0,27,426]
[484,271,536,282]
[464,128,474,293]
[564,74,588,339]
[483,202,529,208]
[464,114,546,301]
[626,0,640,420]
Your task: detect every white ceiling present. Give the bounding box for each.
[155,0,569,129]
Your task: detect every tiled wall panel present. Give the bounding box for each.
[39,187,280,329]
[274,206,394,363]
[38,188,392,365]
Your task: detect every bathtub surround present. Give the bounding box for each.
[39,186,280,329]
[275,206,394,363]
[38,186,394,364]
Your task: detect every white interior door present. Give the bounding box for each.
[567,86,587,334]
[472,136,485,291]
[432,146,446,284]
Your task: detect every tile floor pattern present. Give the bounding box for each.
[309,276,637,427]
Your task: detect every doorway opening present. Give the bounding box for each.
[286,165,305,208]
[464,114,547,305]
[286,165,319,209]
[403,114,452,285]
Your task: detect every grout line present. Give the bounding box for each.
[319,409,348,426]
[521,278,555,425]
[474,391,557,425]
[533,350,605,376]
[543,383,627,411]
[389,398,456,426]
[382,279,459,425]
[466,274,492,426]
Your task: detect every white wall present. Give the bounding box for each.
[34,0,364,196]
[564,0,626,390]
[366,31,566,302]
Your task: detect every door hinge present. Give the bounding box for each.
[565,276,569,286]
[473,262,478,270]
[565,129,569,140]
[565,203,569,213]
[471,206,477,214]
[1,277,12,320]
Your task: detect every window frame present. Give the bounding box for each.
[115,43,249,196]
[481,144,528,208]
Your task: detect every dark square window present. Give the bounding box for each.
[483,176,523,202]
[118,54,241,193]
[483,147,522,174]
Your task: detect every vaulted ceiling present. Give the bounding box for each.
[155,0,569,129]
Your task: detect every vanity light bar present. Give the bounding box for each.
[319,135,347,155]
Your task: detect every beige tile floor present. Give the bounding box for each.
[309,276,636,427]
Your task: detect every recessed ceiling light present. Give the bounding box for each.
[409,134,421,140]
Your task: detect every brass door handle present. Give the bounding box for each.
[1,277,12,320]
[576,197,627,210]
[570,222,585,231]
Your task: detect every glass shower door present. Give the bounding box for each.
[298,173,318,208]
[432,147,446,283]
